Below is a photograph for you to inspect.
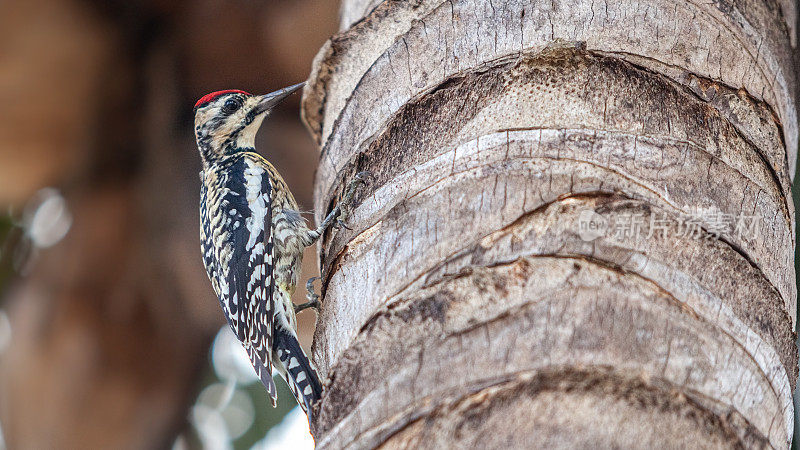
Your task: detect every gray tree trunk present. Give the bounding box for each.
[301,0,799,447]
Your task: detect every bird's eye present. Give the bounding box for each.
[222,98,242,114]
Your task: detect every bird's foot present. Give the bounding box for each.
[333,218,352,230]
[333,171,369,229]
[295,277,321,313]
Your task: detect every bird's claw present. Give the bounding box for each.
[295,277,321,314]
[333,171,370,230]
[333,217,352,230]
[353,171,370,184]
[305,276,319,295]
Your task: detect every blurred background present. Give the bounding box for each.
[2,0,800,449]
[0,0,340,448]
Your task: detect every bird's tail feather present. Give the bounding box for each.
[274,324,323,419]
[247,345,278,406]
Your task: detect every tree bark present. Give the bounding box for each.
[302,0,798,448]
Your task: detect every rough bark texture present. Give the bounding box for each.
[302,0,798,448]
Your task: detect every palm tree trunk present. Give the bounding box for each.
[302,0,798,447]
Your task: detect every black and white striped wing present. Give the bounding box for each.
[214,157,278,403]
[199,182,218,294]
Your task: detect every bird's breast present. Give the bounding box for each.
[271,208,308,293]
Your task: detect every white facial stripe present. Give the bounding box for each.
[235,114,267,149]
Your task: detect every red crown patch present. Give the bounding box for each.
[194,90,251,109]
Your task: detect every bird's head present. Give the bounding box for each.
[193,82,304,166]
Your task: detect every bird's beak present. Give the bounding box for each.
[254,82,305,115]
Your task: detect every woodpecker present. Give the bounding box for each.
[193,83,364,420]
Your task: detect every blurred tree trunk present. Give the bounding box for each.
[302,0,799,448]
